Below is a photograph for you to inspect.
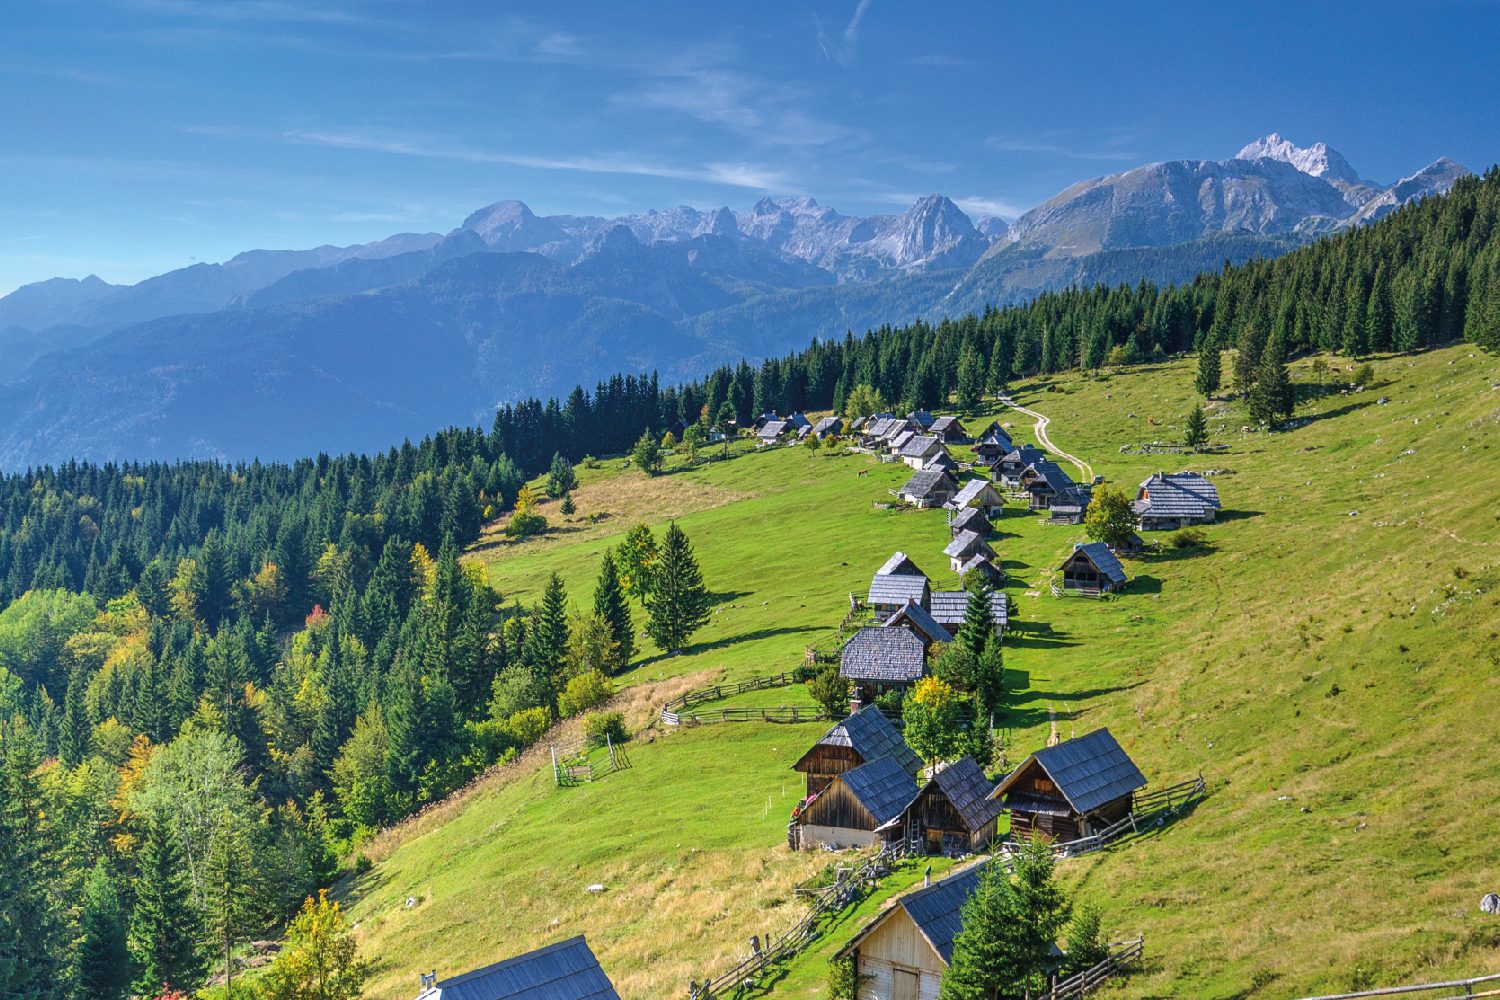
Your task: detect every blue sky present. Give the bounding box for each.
[2,0,1497,294]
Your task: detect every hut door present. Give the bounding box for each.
[893,969,919,1000]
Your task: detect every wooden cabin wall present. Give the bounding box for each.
[1011,810,1081,843]
[803,781,876,832]
[797,744,862,794]
[855,909,945,1000]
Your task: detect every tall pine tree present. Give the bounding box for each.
[592,551,634,673]
[129,813,207,996]
[644,522,711,654]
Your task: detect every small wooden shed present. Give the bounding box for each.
[882,599,953,650]
[792,755,919,851]
[988,728,1146,844]
[1059,541,1127,594]
[880,756,1003,856]
[790,705,921,797]
[840,627,928,705]
[947,478,1005,517]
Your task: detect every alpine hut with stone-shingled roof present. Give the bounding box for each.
[880,756,1004,856]
[988,728,1146,843]
[1059,541,1127,594]
[840,627,928,705]
[792,755,920,851]
[882,600,953,650]
[1133,471,1222,530]
[895,468,958,509]
[929,590,1007,637]
[790,705,921,796]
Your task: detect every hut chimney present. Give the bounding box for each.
[923,864,932,888]
[848,693,863,717]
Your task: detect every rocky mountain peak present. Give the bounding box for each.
[1236,133,1361,186]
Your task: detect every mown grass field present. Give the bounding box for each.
[343,344,1500,1000]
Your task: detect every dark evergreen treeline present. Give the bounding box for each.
[0,166,1497,1000]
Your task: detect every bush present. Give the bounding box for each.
[827,956,869,1000]
[1353,362,1375,388]
[504,706,553,748]
[583,710,628,749]
[1171,527,1207,549]
[505,510,548,539]
[874,687,905,717]
[462,717,519,771]
[558,670,614,718]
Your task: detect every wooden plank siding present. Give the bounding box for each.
[853,908,945,1000]
[795,744,865,796]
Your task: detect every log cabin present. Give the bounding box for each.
[988,728,1146,844]
[868,553,933,616]
[1020,459,1078,510]
[811,415,844,439]
[898,434,948,469]
[792,755,919,850]
[895,468,958,509]
[1133,471,1222,530]
[879,756,1003,856]
[946,478,1005,517]
[928,415,970,443]
[414,935,621,1000]
[943,530,996,574]
[947,506,992,539]
[993,444,1046,488]
[790,705,921,796]
[1058,542,1127,594]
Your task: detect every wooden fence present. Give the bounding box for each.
[1050,936,1145,999]
[549,734,631,786]
[687,840,914,999]
[659,672,797,719]
[662,705,830,727]
[1294,973,1500,1000]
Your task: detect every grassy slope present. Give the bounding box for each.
[344,345,1500,1000]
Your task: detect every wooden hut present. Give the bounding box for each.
[811,415,844,439]
[988,728,1146,844]
[946,478,1005,517]
[414,935,621,1000]
[1133,471,1222,530]
[944,530,996,574]
[792,755,919,851]
[898,434,948,469]
[895,468,958,509]
[1046,487,1090,525]
[948,506,992,539]
[993,444,1046,487]
[928,415,970,443]
[868,553,932,616]
[1021,460,1077,510]
[880,756,1003,856]
[1059,542,1127,594]
[840,627,927,705]
[790,705,920,796]
[837,862,1044,1000]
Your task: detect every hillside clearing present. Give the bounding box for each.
[346,344,1500,1000]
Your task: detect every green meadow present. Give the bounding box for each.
[342,343,1500,1000]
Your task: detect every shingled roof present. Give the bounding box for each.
[906,410,936,429]
[949,478,1003,510]
[876,551,925,576]
[943,530,994,560]
[868,572,931,608]
[840,626,927,684]
[929,415,967,438]
[1134,471,1222,519]
[897,467,956,501]
[925,756,1004,831]
[757,420,788,439]
[991,728,1146,815]
[899,434,944,459]
[419,936,621,1000]
[1025,459,1076,492]
[795,705,920,777]
[1066,541,1127,586]
[929,589,1008,630]
[839,756,921,827]
[883,600,953,646]
[812,416,843,436]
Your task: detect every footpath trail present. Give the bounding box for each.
[998,394,1094,483]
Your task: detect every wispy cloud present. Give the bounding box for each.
[0,59,131,88]
[953,196,1026,219]
[818,0,874,67]
[199,124,791,191]
[903,54,974,69]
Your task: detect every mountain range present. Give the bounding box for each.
[0,134,1469,468]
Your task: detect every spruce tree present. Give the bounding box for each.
[1184,403,1208,449]
[1010,838,1073,994]
[0,721,69,1000]
[59,658,92,767]
[78,859,131,1000]
[1249,334,1294,429]
[956,580,995,658]
[592,551,634,673]
[939,861,1023,1000]
[130,813,207,996]
[545,453,577,498]
[1195,342,1221,397]
[644,522,711,654]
